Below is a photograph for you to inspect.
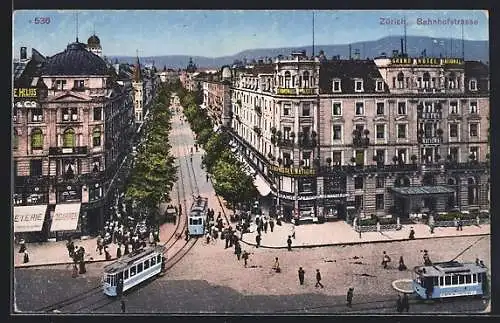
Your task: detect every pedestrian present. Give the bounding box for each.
[206,173,209,182]
[298,267,305,285]
[315,269,324,288]
[242,250,249,267]
[256,234,261,248]
[225,230,230,249]
[264,219,268,233]
[402,293,409,312]
[287,235,292,251]
[121,299,126,313]
[116,278,124,297]
[382,251,391,269]
[116,244,122,258]
[269,219,275,232]
[291,226,295,239]
[18,239,27,254]
[124,243,129,255]
[458,219,463,231]
[23,250,30,263]
[398,256,407,271]
[104,246,112,261]
[235,244,242,260]
[257,225,262,236]
[455,217,460,231]
[206,232,211,244]
[396,294,403,313]
[429,223,435,234]
[423,250,432,266]
[409,227,415,240]
[272,257,280,272]
[346,287,354,307]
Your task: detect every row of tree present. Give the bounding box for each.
[124,84,178,226]
[175,84,259,211]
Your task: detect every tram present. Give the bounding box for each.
[102,245,166,297]
[188,196,208,236]
[412,260,488,299]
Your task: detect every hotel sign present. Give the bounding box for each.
[390,58,464,65]
[269,165,316,176]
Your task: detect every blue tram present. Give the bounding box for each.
[412,260,488,299]
[102,245,166,297]
[188,196,208,236]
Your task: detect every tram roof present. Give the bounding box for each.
[414,261,487,277]
[103,245,165,274]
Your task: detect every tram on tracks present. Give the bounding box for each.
[102,245,166,297]
[412,260,488,299]
[188,196,208,236]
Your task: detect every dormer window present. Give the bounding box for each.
[333,79,341,92]
[73,80,85,91]
[56,80,67,90]
[469,79,478,91]
[376,80,384,92]
[354,80,364,92]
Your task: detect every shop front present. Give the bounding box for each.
[322,195,348,221]
[13,204,49,242]
[297,199,316,223]
[50,202,82,241]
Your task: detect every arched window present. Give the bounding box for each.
[397,72,404,88]
[93,128,101,147]
[63,128,76,147]
[423,72,430,88]
[13,130,19,150]
[303,71,310,88]
[284,71,291,88]
[31,128,43,150]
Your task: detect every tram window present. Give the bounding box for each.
[478,273,482,283]
[452,275,458,285]
[439,277,444,286]
[130,266,136,277]
[458,275,465,284]
[189,218,193,225]
[110,274,116,286]
[151,257,156,266]
[124,269,129,280]
[433,277,439,286]
[157,254,162,263]
[445,276,451,285]
[144,260,150,270]
[137,263,143,273]
[106,275,111,284]
[473,274,477,283]
[465,275,472,284]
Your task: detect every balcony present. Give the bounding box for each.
[277,138,295,148]
[352,137,370,148]
[277,88,297,95]
[49,146,88,156]
[316,163,419,176]
[418,112,442,119]
[298,138,317,148]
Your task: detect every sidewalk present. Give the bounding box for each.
[239,221,490,249]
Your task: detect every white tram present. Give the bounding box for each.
[188,196,208,236]
[102,245,166,297]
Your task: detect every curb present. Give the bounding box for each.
[238,233,490,250]
[14,257,118,269]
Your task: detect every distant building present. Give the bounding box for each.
[86,34,102,57]
[158,67,179,84]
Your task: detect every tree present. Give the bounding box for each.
[212,159,258,209]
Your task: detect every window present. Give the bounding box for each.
[130,266,136,277]
[397,124,407,139]
[397,149,407,163]
[452,275,458,285]
[332,151,342,165]
[302,152,311,167]
[445,276,451,285]
[144,260,150,270]
[332,102,342,116]
[398,102,407,115]
[30,160,42,176]
[392,77,396,89]
[449,101,458,114]
[376,149,385,164]
[157,254,162,263]
[62,108,78,121]
[354,195,363,209]
[73,80,85,90]
[93,107,102,121]
[376,124,385,139]
[284,71,291,88]
[13,130,19,150]
[283,127,291,139]
[376,176,385,188]
[283,104,291,116]
[333,125,342,140]
[397,72,404,88]
[469,123,478,137]
[333,80,341,92]
[302,104,310,117]
[376,194,384,210]
[63,128,76,147]
[93,128,101,147]
[376,81,384,91]
[31,128,43,150]
[355,150,364,165]
[449,124,458,138]
[355,102,364,115]
[439,277,444,286]
[124,269,129,280]
[470,147,478,159]
[423,72,430,88]
[89,185,102,201]
[355,80,363,92]
[31,108,43,122]
[376,102,384,115]
[92,157,101,172]
[354,177,363,190]
[303,71,310,88]
[151,256,156,266]
[137,263,143,273]
[470,79,477,91]
[478,273,483,283]
[469,101,478,114]
[56,80,67,90]
[473,274,477,283]
[449,147,458,161]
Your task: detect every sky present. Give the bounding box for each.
[12,10,489,58]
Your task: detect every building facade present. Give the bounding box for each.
[217,51,489,223]
[12,40,135,240]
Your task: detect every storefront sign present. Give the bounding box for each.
[269,165,316,176]
[13,88,38,98]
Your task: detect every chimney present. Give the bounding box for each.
[20,47,27,60]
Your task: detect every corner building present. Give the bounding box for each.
[219,51,489,223]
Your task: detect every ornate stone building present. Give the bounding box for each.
[217,51,489,223]
[12,40,135,240]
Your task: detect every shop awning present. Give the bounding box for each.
[13,205,48,233]
[254,174,272,196]
[50,203,81,232]
[390,186,455,196]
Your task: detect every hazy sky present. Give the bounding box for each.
[13,10,489,58]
